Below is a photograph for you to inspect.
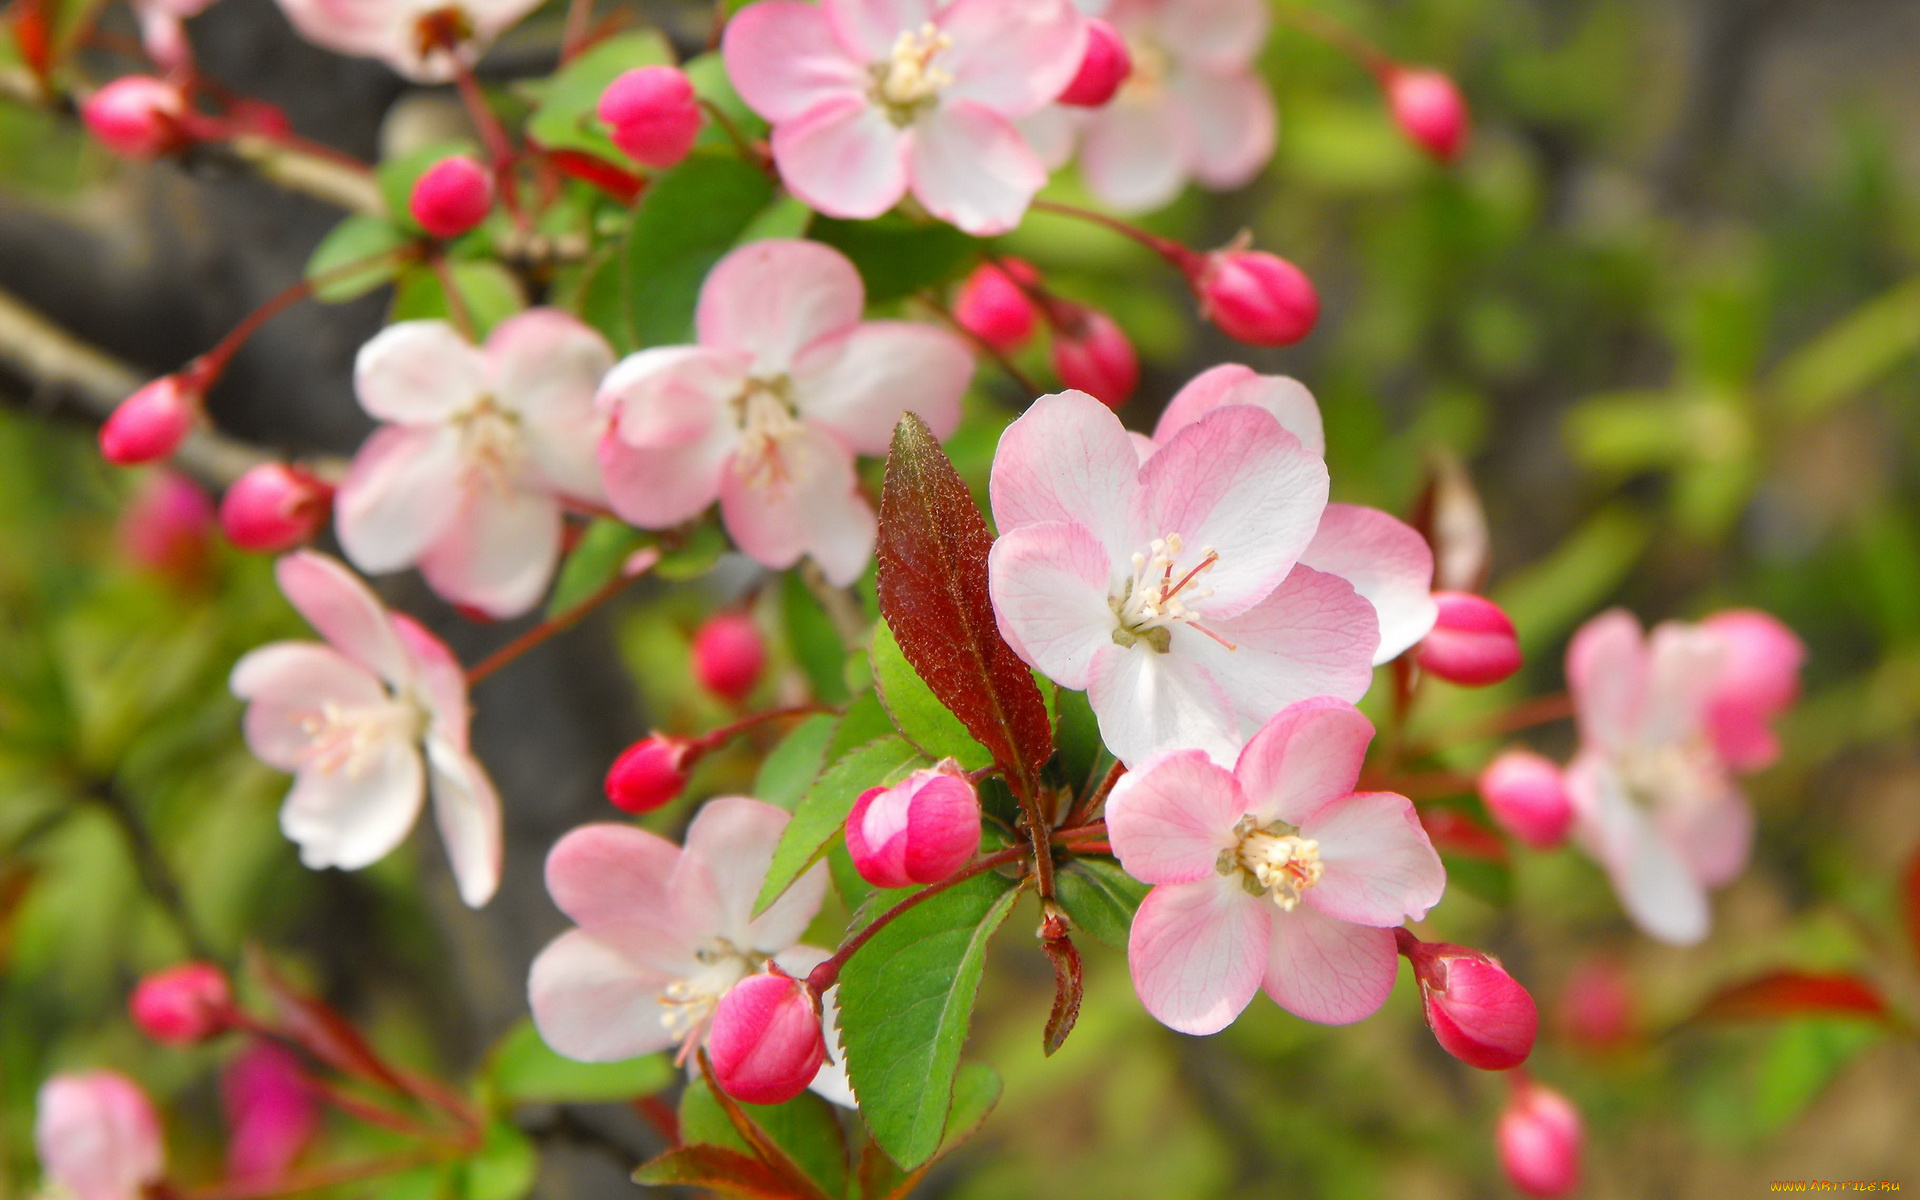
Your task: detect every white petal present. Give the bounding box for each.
[335,425,466,575]
[280,739,425,871]
[427,737,502,908]
[354,321,485,424]
[527,930,682,1063]
[1088,642,1242,767]
[416,484,564,619]
[986,521,1118,690]
[908,101,1047,236]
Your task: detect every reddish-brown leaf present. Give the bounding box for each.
[632,1145,802,1198]
[11,0,52,79]
[1419,807,1510,863]
[245,947,410,1095]
[1040,914,1082,1057]
[876,413,1053,797]
[1695,971,1891,1023]
[1904,843,1920,969]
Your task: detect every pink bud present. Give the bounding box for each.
[223,1043,318,1183]
[1194,250,1320,347]
[1558,957,1636,1052]
[119,469,214,578]
[1498,1080,1584,1198]
[1698,609,1803,772]
[100,376,197,466]
[598,66,702,169]
[409,156,494,239]
[605,735,692,813]
[692,612,767,703]
[1051,307,1138,409]
[1478,750,1573,849]
[953,259,1040,354]
[83,76,189,158]
[1402,934,1538,1070]
[129,962,233,1045]
[219,463,334,553]
[1057,18,1131,107]
[35,1071,166,1200]
[708,973,827,1106]
[845,764,981,889]
[1386,67,1470,164]
[1417,592,1522,686]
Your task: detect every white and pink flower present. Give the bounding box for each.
[1106,698,1445,1032]
[336,311,612,619]
[231,551,502,907]
[272,0,543,82]
[597,238,973,585]
[722,0,1086,234]
[35,1072,166,1200]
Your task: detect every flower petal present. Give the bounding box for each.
[1567,756,1710,945]
[417,485,563,619]
[1105,748,1245,884]
[1641,621,1725,748]
[1262,905,1397,1025]
[599,427,736,531]
[231,642,386,770]
[989,389,1141,563]
[1152,364,1324,458]
[280,740,425,871]
[546,823,684,933]
[334,425,465,574]
[426,737,502,908]
[487,309,613,501]
[1301,792,1445,925]
[1079,95,1187,213]
[1653,778,1752,890]
[679,797,826,954]
[718,424,876,585]
[1231,696,1374,827]
[527,930,682,1063]
[1299,504,1438,664]
[1128,876,1269,1035]
[390,614,470,750]
[1087,641,1242,767]
[1566,609,1648,757]
[771,97,911,226]
[698,238,870,375]
[723,0,868,123]
[938,0,1086,118]
[274,551,411,685]
[986,520,1116,690]
[602,346,744,450]
[1150,0,1267,69]
[824,0,941,59]
[908,101,1047,236]
[1171,68,1274,189]
[353,320,485,424]
[790,321,974,455]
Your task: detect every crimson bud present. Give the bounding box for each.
[219,463,334,553]
[846,763,981,888]
[130,962,233,1045]
[101,376,197,466]
[1194,249,1320,347]
[83,76,190,158]
[1057,18,1131,107]
[954,258,1040,354]
[1051,306,1138,408]
[691,612,767,703]
[1385,67,1470,164]
[598,66,702,169]
[605,735,694,813]
[409,156,494,239]
[1498,1079,1584,1198]
[708,973,827,1105]
[1402,934,1538,1070]
[1416,591,1522,686]
[1477,749,1573,849]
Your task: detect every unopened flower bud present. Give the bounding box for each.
[409,156,494,239]
[598,66,702,169]
[846,763,981,888]
[708,973,827,1105]
[605,734,693,813]
[1558,957,1636,1052]
[692,612,767,703]
[130,962,233,1045]
[1417,592,1522,686]
[1402,934,1537,1070]
[83,76,189,158]
[101,376,197,466]
[120,470,214,578]
[954,259,1039,354]
[1478,750,1572,849]
[1498,1080,1583,1198]
[35,1072,166,1200]
[223,1043,319,1183]
[1385,67,1470,163]
[1051,307,1138,409]
[1194,250,1320,347]
[219,463,334,553]
[1057,18,1131,107]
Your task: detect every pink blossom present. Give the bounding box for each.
[989,389,1375,765]
[35,1072,165,1200]
[1697,609,1803,772]
[230,551,502,907]
[82,76,190,159]
[708,973,828,1105]
[1498,1080,1583,1198]
[527,798,847,1108]
[1564,608,1793,944]
[272,0,544,83]
[119,469,214,578]
[336,311,613,619]
[222,1043,319,1183]
[721,0,1086,234]
[133,0,216,73]
[597,239,972,585]
[1105,699,1445,1031]
[1075,0,1276,212]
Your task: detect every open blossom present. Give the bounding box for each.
[230,552,502,907]
[1106,698,1445,1031]
[337,311,612,619]
[1564,608,1801,944]
[35,1072,165,1200]
[598,239,972,585]
[1075,0,1276,212]
[722,0,1085,234]
[134,0,217,72]
[272,0,543,82]
[529,798,853,1103]
[989,388,1375,766]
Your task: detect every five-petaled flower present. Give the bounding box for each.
[231,551,502,907]
[273,0,543,82]
[336,311,613,619]
[723,0,1086,234]
[987,387,1376,766]
[597,238,973,585]
[1106,698,1446,1032]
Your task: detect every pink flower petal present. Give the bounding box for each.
[335,424,465,574]
[274,550,411,685]
[1128,875,1269,1034]
[986,520,1117,690]
[824,0,941,60]
[1088,641,1243,767]
[1640,621,1725,747]
[908,101,1047,235]
[232,642,386,770]
[1262,905,1398,1025]
[722,0,868,123]
[1171,68,1274,189]
[599,427,735,531]
[1652,776,1752,890]
[416,484,564,619]
[719,423,876,584]
[989,389,1142,563]
[545,823,684,932]
[1152,364,1324,457]
[1106,748,1245,884]
[527,929,682,1062]
[353,320,485,424]
[426,737,502,908]
[1566,756,1710,945]
[281,739,425,871]
[390,614,470,751]
[771,97,911,225]
[1231,696,1375,828]
[698,239,869,374]
[1078,94,1188,213]
[938,0,1087,118]
[1566,609,1648,757]
[602,346,744,451]
[1299,504,1438,664]
[790,320,974,455]
[487,309,612,502]
[1301,791,1445,925]
[679,797,828,955]
[1149,0,1267,69]
[1699,610,1803,771]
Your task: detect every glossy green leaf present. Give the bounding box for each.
[545,519,645,620]
[389,261,525,336]
[456,1122,537,1200]
[524,31,674,159]
[753,713,838,812]
[485,1019,673,1105]
[754,734,923,916]
[871,619,991,770]
[306,215,407,302]
[623,155,776,346]
[1054,857,1148,949]
[810,214,978,303]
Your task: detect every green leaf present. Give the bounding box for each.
[1492,506,1649,654]
[306,215,407,302]
[524,31,674,159]
[1052,686,1104,793]
[738,194,815,243]
[1772,276,1920,419]
[623,155,776,347]
[682,51,768,154]
[753,713,838,812]
[810,214,978,303]
[754,734,924,916]
[485,1019,673,1105]
[837,871,1021,1170]
[654,520,729,581]
[545,519,646,620]
[783,570,853,705]
[678,1076,849,1199]
[871,620,991,770]
[389,262,526,336]
[1054,857,1147,948]
[456,1122,537,1200]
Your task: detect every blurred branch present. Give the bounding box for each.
[86,776,218,962]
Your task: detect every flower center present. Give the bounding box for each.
[1117,35,1169,102]
[1219,814,1324,911]
[730,376,804,491]
[1617,738,1717,812]
[412,5,475,56]
[455,398,528,493]
[1110,532,1231,653]
[870,24,953,125]
[297,697,425,778]
[658,938,758,1054]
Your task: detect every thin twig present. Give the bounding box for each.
[87,777,217,960]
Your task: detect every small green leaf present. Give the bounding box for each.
[485,1019,673,1105]
[754,735,924,916]
[738,194,814,243]
[456,1122,537,1200]
[545,519,646,620]
[754,713,839,812]
[389,262,526,336]
[838,871,1021,1169]
[624,155,776,347]
[655,520,729,581]
[810,214,978,303]
[306,215,408,302]
[871,620,991,770]
[679,1076,849,1199]
[524,31,674,159]
[1054,857,1148,948]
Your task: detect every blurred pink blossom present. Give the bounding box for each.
[222,1043,318,1184]
[272,0,543,82]
[35,1072,165,1200]
[119,469,214,579]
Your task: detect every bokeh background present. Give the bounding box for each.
[2,0,1918,1196]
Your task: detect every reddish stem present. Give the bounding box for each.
[466,564,646,684]
[1061,761,1124,829]
[1273,5,1396,78]
[1028,199,1200,272]
[305,1078,455,1145]
[918,289,1045,397]
[561,0,594,59]
[426,252,478,341]
[448,54,524,225]
[690,705,837,753]
[633,1094,681,1146]
[188,246,414,386]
